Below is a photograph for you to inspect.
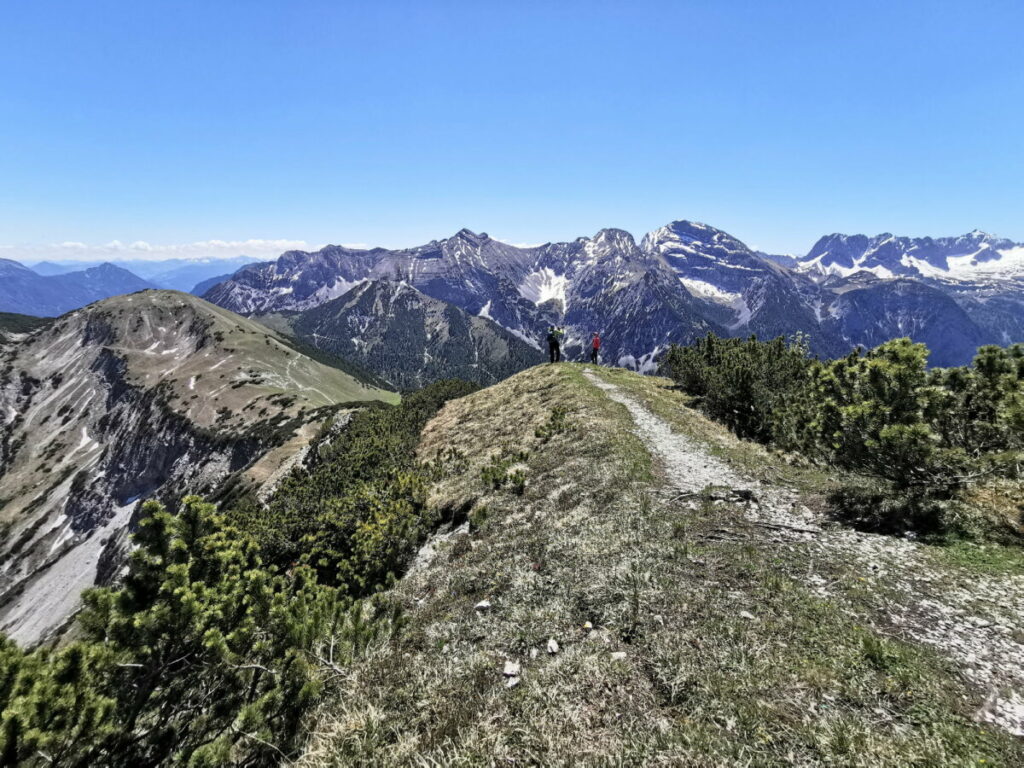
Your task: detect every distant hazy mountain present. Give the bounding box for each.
[28,260,79,276]
[140,257,265,292]
[0,260,155,316]
[26,255,263,292]
[204,221,1024,368]
[756,251,799,268]
[286,279,546,389]
[0,290,395,643]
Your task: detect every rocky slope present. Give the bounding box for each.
[205,221,1024,368]
[286,279,546,389]
[0,290,395,644]
[817,276,993,367]
[0,260,156,316]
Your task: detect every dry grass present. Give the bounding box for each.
[293,363,1023,766]
[588,366,841,496]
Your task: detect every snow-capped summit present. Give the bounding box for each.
[642,220,750,255]
[800,231,1024,282]
[641,220,784,295]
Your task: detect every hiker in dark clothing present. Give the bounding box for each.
[590,332,601,364]
[547,325,563,363]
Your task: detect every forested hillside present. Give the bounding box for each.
[288,280,545,389]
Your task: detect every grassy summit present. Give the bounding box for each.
[296,363,1023,766]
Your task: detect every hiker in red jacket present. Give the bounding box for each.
[590,332,601,364]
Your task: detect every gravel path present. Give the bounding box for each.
[585,370,753,494]
[583,369,1024,736]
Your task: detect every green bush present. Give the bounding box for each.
[827,483,951,536]
[480,449,530,493]
[230,379,477,591]
[0,498,347,766]
[660,333,812,443]
[534,405,570,442]
[662,335,1024,537]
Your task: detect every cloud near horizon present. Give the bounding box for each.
[0,238,372,264]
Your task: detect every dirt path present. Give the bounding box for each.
[583,368,1024,736]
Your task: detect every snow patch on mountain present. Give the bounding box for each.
[911,245,1024,281]
[728,297,753,330]
[679,277,740,303]
[508,327,542,351]
[297,276,366,309]
[518,268,568,310]
[806,262,898,279]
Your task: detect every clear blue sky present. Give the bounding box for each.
[1,0,1021,257]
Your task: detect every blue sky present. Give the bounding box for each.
[1,0,1021,260]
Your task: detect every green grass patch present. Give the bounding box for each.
[930,540,1024,577]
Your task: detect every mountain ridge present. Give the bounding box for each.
[0,290,396,644]
[204,220,1024,368]
[286,279,546,389]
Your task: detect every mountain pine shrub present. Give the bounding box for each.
[229,378,477,590]
[662,335,1024,538]
[0,498,349,766]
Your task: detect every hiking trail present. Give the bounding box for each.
[583,368,1024,736]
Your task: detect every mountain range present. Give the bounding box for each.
[203,221,1024,368]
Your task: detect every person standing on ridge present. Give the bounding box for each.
[547,325,562,363]
[590,332,601,364]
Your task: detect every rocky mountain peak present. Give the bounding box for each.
[453,227,487,241]
[641,220,754,258]
[585,228,640,260]
[800,230,1024,280]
